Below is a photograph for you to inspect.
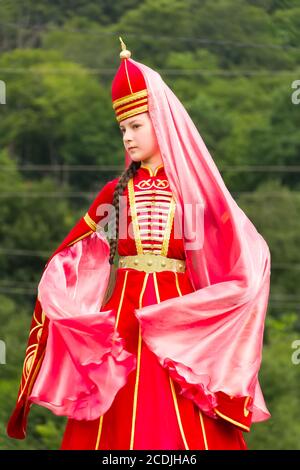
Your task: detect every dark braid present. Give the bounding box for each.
[108,160,141,265]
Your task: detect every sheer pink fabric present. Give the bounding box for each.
[29,232,136,420]
[126,59,271,422]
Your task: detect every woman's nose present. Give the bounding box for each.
[124,131,133,142]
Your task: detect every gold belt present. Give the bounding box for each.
[118,253,186,273]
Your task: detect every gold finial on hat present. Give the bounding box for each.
[119,37,131,59]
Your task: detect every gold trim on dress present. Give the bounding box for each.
[128,178,143,255]
[140,164,165,178]
[115,270,129,331]
[18,309,46,402]
[174,271,183,296]
[22,348,46,435]
[67,231,94,247]
[169,376,189,450]
[95,415,104,450]
[135,189,172,196]
[153,272,161,302]
[95,269,130,450]
[119,253,186,273]
[130,272,149,449]
[84,213,97,231]
[214,408,251,432]
[158,271,189,450]
[199,410,209,450]
[161,196,176,256]
[244,396,251,417]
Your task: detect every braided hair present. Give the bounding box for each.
[108,160,141,265]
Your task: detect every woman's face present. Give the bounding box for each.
[119,112,161,163]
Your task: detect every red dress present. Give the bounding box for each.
[60,164,248,450]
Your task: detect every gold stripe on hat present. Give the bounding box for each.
[116,105,148,122]
[116,98,148,115]
[124,59,133,93]
[113,89,148,109]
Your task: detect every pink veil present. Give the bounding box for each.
[126,59,271,422]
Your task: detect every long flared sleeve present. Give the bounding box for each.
[29,231,136,421]
[7,178,128,437]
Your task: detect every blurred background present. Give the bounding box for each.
[0,0,300,450]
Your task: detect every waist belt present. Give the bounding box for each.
[118,253,186,273]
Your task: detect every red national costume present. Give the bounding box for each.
[7,39,271,450]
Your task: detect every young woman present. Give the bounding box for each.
[7,39,271,450]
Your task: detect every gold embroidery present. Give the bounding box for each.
[155,179,169,188]
[136,179,152,190]
[130,173,176,257]
[113,89,148,109]
[214,408,250,431]
[124,59,133,94]
[153,272,161,302]
[244,396,251,417]
[136,195,172,203]
[18,309,46,402]
[84,213,97,231]
[130,272,149,449]
[24,353,34,377]
[117,105,148,123]
[26,348,46,399]
[95,416,104,450]
[19,346,46,434]
[174,271,183,296]
[199,410,209,450]
[140,164,164,177]
[134,189,172,196]
[67,231,93,247]
[161,196,176,256]
[115,270,129,331]
[117,98,148,114]
[136,179,170,190]
[128,178,143,255]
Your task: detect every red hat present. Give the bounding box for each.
[111,38,148,123]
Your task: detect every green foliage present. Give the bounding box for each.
[0,149,78,301]
[245,315,300,449]
[0,294,66,449]
[0,49,122,190]
[237,180,300,320]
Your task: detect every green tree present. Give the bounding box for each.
[237,179,300,320]
[245,314,300,449]
[0,49,121,190]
